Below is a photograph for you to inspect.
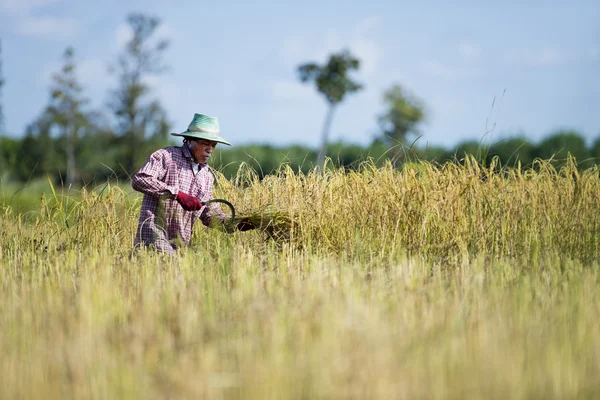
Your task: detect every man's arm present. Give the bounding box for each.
[131,150,178,198]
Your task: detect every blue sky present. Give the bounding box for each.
[0,0,598,149]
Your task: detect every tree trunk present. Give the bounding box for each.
[65,118,77,187]
[66,140,76,187]
[126,106,140,176]
[316,104,336,170]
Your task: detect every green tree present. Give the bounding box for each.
[450,140,482,163]
[0,137,18,181]
[488,136,535,167]
[213,144,317,180]
[45,47,92,186]
[14,113,63,182]
[108,13,171,176]
[377,84,426,167]
[76,114,118,184]
[328,141,376,170]
[534,130,591,169]
[589,135,600,164]
[297,49,362,169]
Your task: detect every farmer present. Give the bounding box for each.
[131,113,254,255]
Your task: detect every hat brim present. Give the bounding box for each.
[171,130,232,146]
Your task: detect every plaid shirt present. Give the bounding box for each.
[132,144,225,254]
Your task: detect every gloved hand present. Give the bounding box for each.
[176,191,203,211]
[236,218,255,232]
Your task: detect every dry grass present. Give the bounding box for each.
[1,157,600,399]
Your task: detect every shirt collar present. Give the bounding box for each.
[181,144,208,168]
[181,143,192,159]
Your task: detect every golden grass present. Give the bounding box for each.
[1,157,600,399]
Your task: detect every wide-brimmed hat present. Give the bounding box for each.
[171,113,232,146]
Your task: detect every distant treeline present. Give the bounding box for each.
[0,128,598,185]
[0,14,597,188]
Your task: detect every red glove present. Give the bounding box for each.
[176,191,203,211]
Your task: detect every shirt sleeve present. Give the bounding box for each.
[131,149,178,198]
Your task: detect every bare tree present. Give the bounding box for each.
[46,47,90,186]
[108,13,170,175]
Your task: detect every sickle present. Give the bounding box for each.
[202,198,236,223]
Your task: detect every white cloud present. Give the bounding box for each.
[352,37,381,76]
[281,35,311,65]
[423,59,454,79]
[458,42,481,59]
[505,47,565,66]
[350,17,382,77]
[0,0,60,13]
[279,16,383,78]
[15,15,79,39]
[354,16,380,37]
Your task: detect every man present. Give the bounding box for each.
[131,113,253,255]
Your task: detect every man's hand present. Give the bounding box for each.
[236,218,255,232]
[176,191,203,211]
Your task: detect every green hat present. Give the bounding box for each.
[171,113,232,146]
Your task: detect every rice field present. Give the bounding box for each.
[1,157,600,399]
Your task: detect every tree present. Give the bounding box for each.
[108,13,171,176]
[451,140,481,163]
[0,137,18,181]
[45,47,91,186]
[377,84,426,167]
[488,136,535,167]
[14,112,63,182]
[590,135,600,164]
[297,49,362,169]
[534,130,591,169]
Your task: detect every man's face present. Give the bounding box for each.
[188,138,217,164]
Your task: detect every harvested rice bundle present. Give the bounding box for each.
[223,209,296,241]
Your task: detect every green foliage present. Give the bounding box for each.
[590,136,600,161]
[297,49,362,105]
[13,114,64,182]
[487,136,535,167]
[0,136,18,179]
[375,84,427,168]
[534,129,593,169]
[211,143,317,179]
[378,84,426,146]
[2,126,600,185]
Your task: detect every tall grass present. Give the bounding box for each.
[218,156,600,263]
[1,157,599,399]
